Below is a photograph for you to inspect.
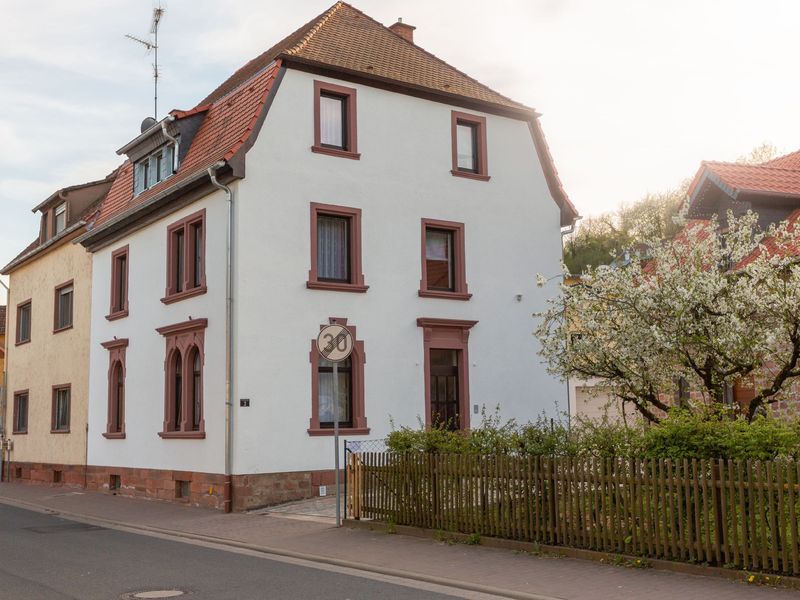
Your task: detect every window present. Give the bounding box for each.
[308,318,368,435]
[308,203,367,292]
[102,338,128,438]
[54,202,67,234]
[312,81,359,160]
[419,219,471,300]
[54,281,74,332]
[163,209,206,304]
[52,385,71,433]
[108,245,129,320]
[134,143,176,196]
[318,356,353,428]
[41,213,49,242]
[16,300,31,345]
[417,318,478,431]
[157,318,207,438]
[13,391,28,434]
[451,111,489,181]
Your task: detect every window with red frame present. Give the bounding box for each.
[307,203,368,293]
[102,338,127,438]
[163,210,206,303]
[451,111,489,181]
[312,81,359,160]
[157,319,206,438]
[13,391,28,434]
[108,246,129,319]
[419,219,471,300]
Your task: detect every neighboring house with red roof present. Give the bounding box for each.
[1,173,116,483]
[6,2,576,510]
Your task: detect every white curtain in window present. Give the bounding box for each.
[161,145,174,180]
[318,215,349,281]
[318,359,351,424]
[456,123,477,171]
[134,162,146,195]
[426,230,450,261]
[320,95,344,148]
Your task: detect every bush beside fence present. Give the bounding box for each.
[348,452,800,576]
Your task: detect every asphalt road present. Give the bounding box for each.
[0,504,471,600]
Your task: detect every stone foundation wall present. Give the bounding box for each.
[6,461,337,512]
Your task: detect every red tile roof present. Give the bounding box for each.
[201,2,525,111]
[95,63,281,226]
[735,208,800,269]
[688,149,800,201]
[92,2,576,230]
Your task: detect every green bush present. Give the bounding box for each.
[385,407,800,461]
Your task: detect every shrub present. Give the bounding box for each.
[385,407,800,460]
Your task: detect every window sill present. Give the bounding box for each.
[418,290,472,301]
[158,430,206,439]
[53,325,73,334]
[106,309,129,321]
[51,429,70,434]
[12,430,27,435]
[450,169,490,182]
[15,339,30,347]
[102,432,126,439]
[161,285,207,305]
[311,145,361,160]
[307,281,369,293]
[307,427,370,437]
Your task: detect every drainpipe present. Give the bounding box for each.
[160,116,179,173]
[0,278,9,481]
[207,162,234,513]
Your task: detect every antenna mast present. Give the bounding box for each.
[125,5,165,119]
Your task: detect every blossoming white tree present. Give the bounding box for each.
[536,211,800,422]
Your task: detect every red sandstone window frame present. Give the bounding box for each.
[156,318,207,439]
[107,245,129,320]
[51,384,71,433]
[162,209,207,304]
[417,318,478,431]
[451,111,489,181]
[312,80,360,160]
[419,219,471,300]
[308,318,369,436]
[53,279,74,333]
[102,338,128,439]
[12,390,29,434]
[307,203,368,293]
[15,299,32,346]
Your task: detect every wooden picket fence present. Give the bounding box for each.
[347,452,800,575]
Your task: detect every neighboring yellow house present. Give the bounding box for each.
[2,174,115,486]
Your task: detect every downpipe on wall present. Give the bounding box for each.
[208,162,234,513]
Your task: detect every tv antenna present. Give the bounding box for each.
[125,5,165,119]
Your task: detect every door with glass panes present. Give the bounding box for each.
[429,349,461,430]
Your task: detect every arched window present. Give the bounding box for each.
[102,338,128,439]
[173,351,183,430]
[190,348,202,431]
[113,362,124,433]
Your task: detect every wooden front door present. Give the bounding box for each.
[429,349,460,430]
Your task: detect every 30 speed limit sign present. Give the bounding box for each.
[316,324,354,362]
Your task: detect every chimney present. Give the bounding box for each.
[389,17,415,44]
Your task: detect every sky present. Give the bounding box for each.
[2,0,800,304]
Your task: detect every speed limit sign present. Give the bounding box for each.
[316,324,354,362]
[315,323,354,529]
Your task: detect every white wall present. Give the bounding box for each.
[87,192,228,473]
[232,69,566,474]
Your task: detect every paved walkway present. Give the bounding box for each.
[0,483,795,600]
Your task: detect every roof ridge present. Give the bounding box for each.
[703,160,800,173]
[284,1,344,56]
[329,2,526,110]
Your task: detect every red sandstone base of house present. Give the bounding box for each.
[5,462,338,512]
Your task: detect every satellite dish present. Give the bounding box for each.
[140,116,157,133]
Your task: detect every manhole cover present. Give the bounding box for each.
[123,592,187,599]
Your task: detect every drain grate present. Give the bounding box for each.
[25,522,104,534]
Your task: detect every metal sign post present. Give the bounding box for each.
[316,323,354,528]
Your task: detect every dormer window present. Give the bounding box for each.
[134,143,176,196]
[54,203,67,235]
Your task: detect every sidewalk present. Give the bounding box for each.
[0,482,794,600]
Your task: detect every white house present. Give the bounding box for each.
[78,2,578,510]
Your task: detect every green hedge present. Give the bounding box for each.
[386,409,800,460]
